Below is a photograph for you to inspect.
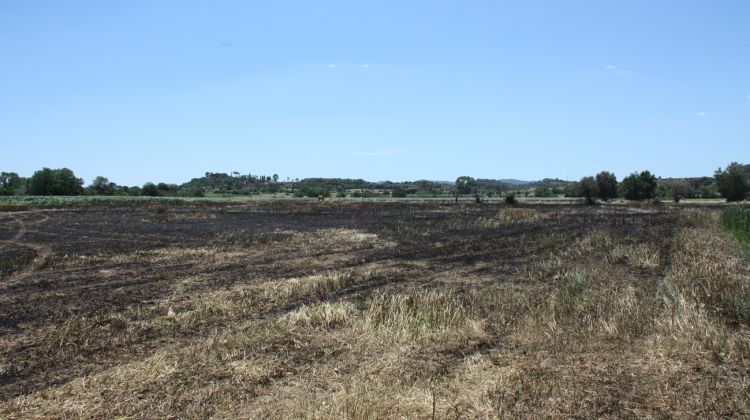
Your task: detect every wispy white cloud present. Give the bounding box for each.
[317,63,370,71]
[354,147,404,158]
[605,64,630,75]
[696,112,709,118]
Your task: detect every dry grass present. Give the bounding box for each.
[476,207,543,228]
[2,205,750,418]
[365,290,477,334]
[665,225,750,323]
[533,267,657,342]
[495,207,542,224]
[281,301,358,329]
[288,228,397,251]
[607,243,661,268]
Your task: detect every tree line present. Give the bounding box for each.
[454,162,749,203]
[1,162,748,202]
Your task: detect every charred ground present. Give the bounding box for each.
[0,202,748,417]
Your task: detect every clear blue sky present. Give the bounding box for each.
[1,1,748,186]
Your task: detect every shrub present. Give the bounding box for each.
[534,186,553,197]
[504,192,517,204]
[301,187,331,198]
[563,182,581,197]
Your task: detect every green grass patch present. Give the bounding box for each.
[721,206,750,248]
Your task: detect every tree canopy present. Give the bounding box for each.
[620,171,658,200]
[27,168,84,196]
[0,172,24,196]
[579,176,599,204]
[715,162,749,202]
[595,171,618,200]
[87,176,117,196]
[142,182,160,197]
[455,176,477,195]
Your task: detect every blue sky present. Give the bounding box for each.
[1,1,748,186]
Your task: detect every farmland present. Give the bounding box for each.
[1,201,749,417]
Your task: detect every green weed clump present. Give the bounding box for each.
[721,206,750,247]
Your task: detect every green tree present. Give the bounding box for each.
[715,162,750,202]
[595,171,618,200]
[578,176,599,204]
[620,171,658,200]
[455,176,476,199]
[87,176,117,195]
[142,182,160,196]
[28,167,84,196]
[0,172,23,196]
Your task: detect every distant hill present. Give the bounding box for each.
[499,179,532,185]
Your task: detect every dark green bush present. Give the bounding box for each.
[391,187,408,198]
[142,183,160,197]
[620,171,657,200]
[534,186,553,197]
[595,171,618,200]
[28,168,84,196]
[715,162,749,202]
[294,187,330,198]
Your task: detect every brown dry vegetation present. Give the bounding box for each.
[0,202,749,418]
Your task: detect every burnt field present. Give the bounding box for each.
[1,202,749,417]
